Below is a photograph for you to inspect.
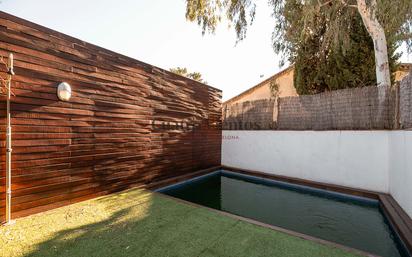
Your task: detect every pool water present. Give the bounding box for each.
[159,171,408,257]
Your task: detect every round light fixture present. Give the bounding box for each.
[57,82,72,101]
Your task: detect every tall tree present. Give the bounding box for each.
[292,11,399,94]
[185,0,412,89]
[170,67,207,84]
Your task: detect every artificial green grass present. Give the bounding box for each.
[0,188,361,257]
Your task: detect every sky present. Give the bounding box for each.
[0,0,410,101]
[0,0,284,101]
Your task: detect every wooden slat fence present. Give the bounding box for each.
[0,11,222,221]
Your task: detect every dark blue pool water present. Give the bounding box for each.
[159,171,409,257]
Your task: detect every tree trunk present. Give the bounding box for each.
[357,0,391,88]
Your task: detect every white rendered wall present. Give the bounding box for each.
[222,130,412,218]
[389,131,412,218]
[222,131,390,193]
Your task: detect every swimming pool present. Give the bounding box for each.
[158,170,410,257]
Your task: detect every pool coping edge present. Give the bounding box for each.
[150,165,412,257]
[222,165,412,256]
[153,191,378,257]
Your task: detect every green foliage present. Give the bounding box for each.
[186,0,256,41]
[185,0,412,93]
[269,80,280,97]
[170,67,208,84]
[293,13,400,94]
[184,0,412,53]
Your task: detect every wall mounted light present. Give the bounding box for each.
[57,82,72,101]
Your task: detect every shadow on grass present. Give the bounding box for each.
[24,198,149,257]
[19,191,362,257]
[22,191,234,257]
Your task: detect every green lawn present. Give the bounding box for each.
[0,188,361,257]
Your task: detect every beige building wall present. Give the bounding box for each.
[225,66,297,106]
[394,64,412,82]
[225,63,411,108]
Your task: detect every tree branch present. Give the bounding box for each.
[339,0,357,8]
[318,0,333,7]
[318,0,357,9]
[398,33,412,40]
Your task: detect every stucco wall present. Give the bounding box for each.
[222,130,412,218]
[226,68,297,105]
[394,67,411,82]
[226,66,409,107]
[389,131,412,218]
[222,131,389,192]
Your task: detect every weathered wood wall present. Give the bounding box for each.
[0,11,222,222]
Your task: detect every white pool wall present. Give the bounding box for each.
[222,130,412,218]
